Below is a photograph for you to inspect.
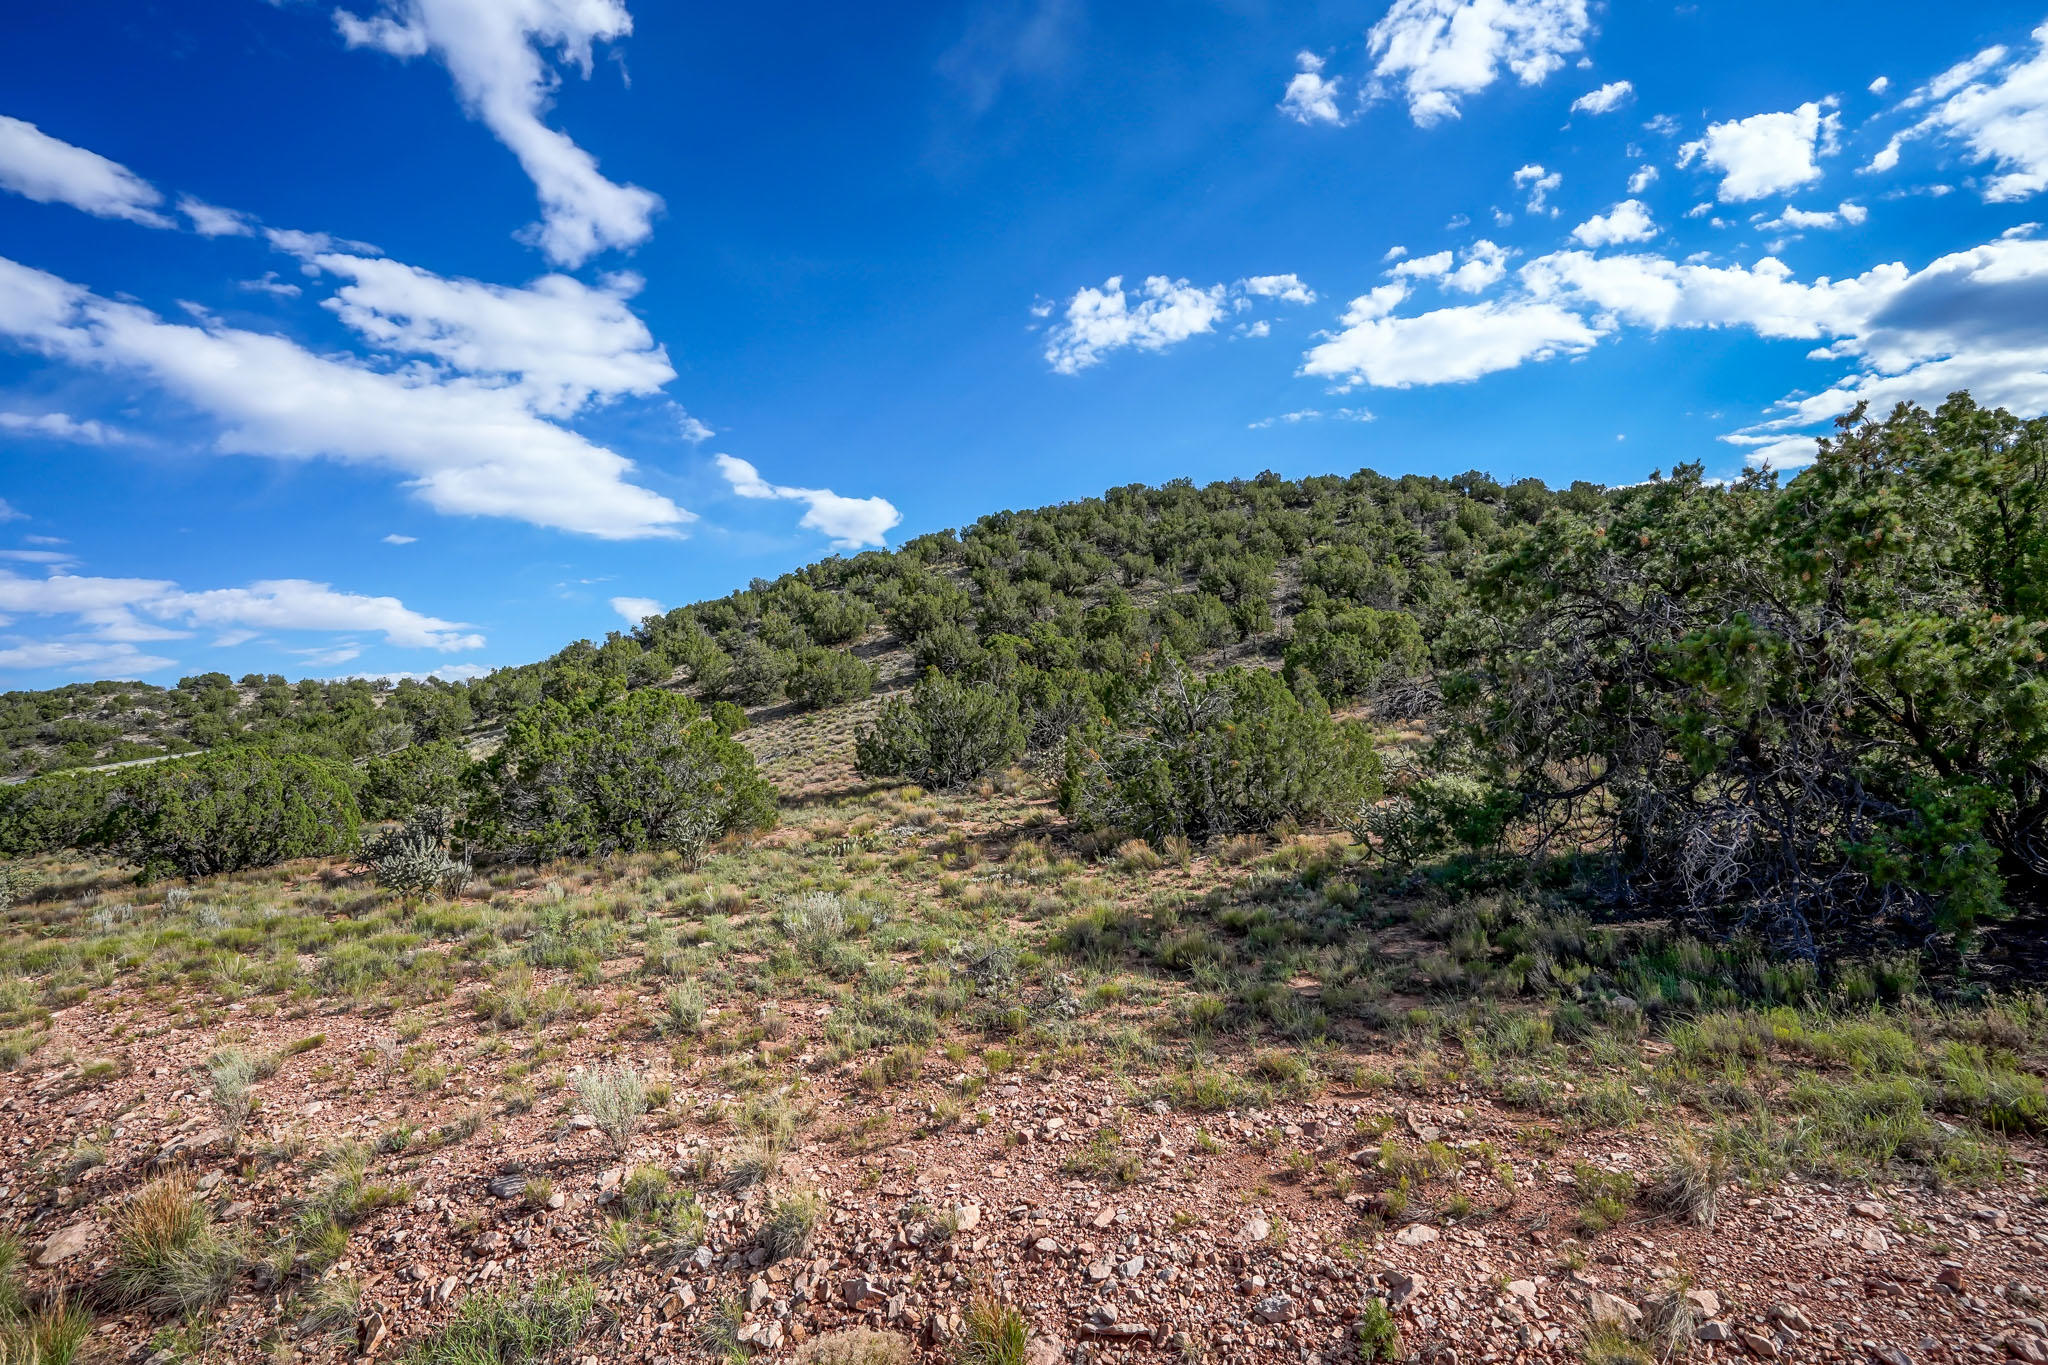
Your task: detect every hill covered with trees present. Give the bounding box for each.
[6,393,2048,967]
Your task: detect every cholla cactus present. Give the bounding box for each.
[0,863,35,912]
[360,811,469,898]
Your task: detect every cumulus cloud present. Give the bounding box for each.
[1240,273,1318,304]
[1366,0,1593,126]
[1907,24,2048,202]
[0,569,482,676]
[1389,251,1453,281]
[1043,275,1229,373]
[294,249,674,417]
[1570,80,1634,116]
[1310,226,2048,469]
[1628,164,1659,194]
[0,254,691,539]
[1280,51,1346,126]
[1678,101,1841,202]
[1570,199,1658,247]
[1758,201,1869,232]
[1448,240,1512,292]
[610,595,662,625]
[0,410,129,444]
[0,116,171,226]
[1300,282,1602,389]
[1513,163,1562,214]
[714,455,902,549]
[333,0,662,266]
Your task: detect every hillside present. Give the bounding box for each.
[1,398,2046,1365]
[1,461,1562,778]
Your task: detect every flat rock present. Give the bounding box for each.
[37,1222,95,1266]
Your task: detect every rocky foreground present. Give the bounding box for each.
[7,995,2047,1365]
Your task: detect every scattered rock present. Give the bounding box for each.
[36,1222,95,1267]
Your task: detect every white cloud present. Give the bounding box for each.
[0,500,21,522]
[1869,76,1891,96]
[1758,201,1868,232]
[1569,199,1657,247]
[1248,406,1375,428]
[300,249,674,417]
[163,580,483,650]
[333,0,661,266]
[1909,23,2048,202]
[239,272,303,299]
[1300,282,1602,388]
[1865,134,1905,175]
[1513,163,1562,213]
[1570,80,1634,116]
[382,533,417,545]
[1280,51,1346,126]
[610,595,662,625]
[1678,101,1840,202]
[0,639,175,677]
[1389,251,1454,280]
[678,411,713,443]
[1240,273,1318,304]
[1448,240,1512,292]
[292,643,363,666]
[1366,0,1593,126]
[1043,275,1229,373]
[1627,164,1658,193]
[0,410,129,444]
[714,455,902,549]
[0,570,482,677]
[0,254,691,539]
[179,197,254,237]
[0,116,171,227]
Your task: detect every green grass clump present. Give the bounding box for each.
[404,1277,594,1364]
[108,1176,244,1315]
[959,1297,1029,1365]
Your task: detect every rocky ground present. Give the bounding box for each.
[7,978,2047,1365]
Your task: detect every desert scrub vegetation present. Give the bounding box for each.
[462,690,775,865]
[574,1064,648,1153]
[0,1231,92,1365]
[108,1176,244,1315]
[402,1276,594,1364]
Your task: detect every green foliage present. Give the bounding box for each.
[0,769,115,858]
[786,647,877,710]
[107,748,361,881]
[854,670,1025,789]
[463,690,776,863]
[717,638,787,706]
[361,738,467,821]
[1282,604,1426,702]
[1355,1298,1401,1364]
[0,863,34,912]
[1421,395,2048,953]
[403,1276,594,1364]
[1062,655,1383,844]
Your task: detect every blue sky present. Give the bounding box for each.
[2,0,2047,686]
